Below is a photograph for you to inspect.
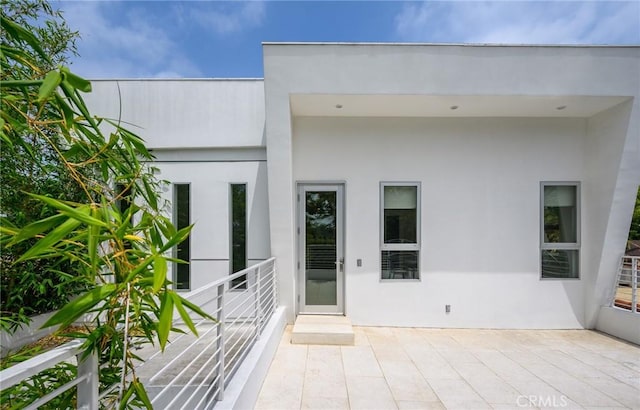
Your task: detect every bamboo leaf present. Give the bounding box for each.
[60,67,91,93]
[158,291,174,351]
[133,379,153,409]
[159,224,193,254]
[59,80,99,131]
[54,92,76,130]
[156,217,177,240]
[153,256,167,292]
[42,284,117,328]
[170,292,198,336]
[142,177,158,210]
[124,234,143,242]
[179,297,216,322]
[16,217,81,262]
[0,79,42,88]
[0,16,50,63]
[27,194,107,227]
[118,383,135,410]
[88,207,99,274]
[123,256,154,283]
[8,213,66,244]
[37,70,61,102]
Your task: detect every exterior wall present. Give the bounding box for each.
[158,160,270,291]
[83,45,640,330]
[86,79,265,148]
[264,44,640,327]
[293,116,587,328]
[85,80,271,292]
[584,100,639,327]
[596,307,640,345]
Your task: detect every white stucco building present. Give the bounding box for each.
[86,43,640,344]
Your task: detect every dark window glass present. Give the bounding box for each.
[116,183,132,216]
[305,191,337,305]
[381,251,419,279]
[231,184,247,289]
[541,249,579,279]
[381,184,419,280]
[543,185,577,243]
[116,183,133,250]
[383,186,417,244]
[541,184,579,279]
[175,184,190,290]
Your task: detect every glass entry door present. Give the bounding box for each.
[297,184,344,314]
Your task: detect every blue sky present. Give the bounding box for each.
[58,1,640,79]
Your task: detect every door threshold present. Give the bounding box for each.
[297,312,345,316]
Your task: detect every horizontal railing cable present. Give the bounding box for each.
[0,257,277,410]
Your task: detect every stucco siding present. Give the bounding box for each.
[86,79,265,149]
[293,116,587,328]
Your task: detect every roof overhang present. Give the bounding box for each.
[290,94,631,118]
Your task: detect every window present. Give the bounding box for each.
[174,184,190,290]
[115,183,132,216]
[230,184,247,289]
[381,183,420,280]
[116,183,133,249]
[541,182,580,279]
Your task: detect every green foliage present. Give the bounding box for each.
[0,0,89,332]
[0,9,212,408]
[1,344,77,409]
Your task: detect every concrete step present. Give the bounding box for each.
[291,315,354,345]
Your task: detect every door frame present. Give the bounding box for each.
[296,182,345,315]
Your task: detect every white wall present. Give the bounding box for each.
[264,44,640,327]
[157,161,270,291]
[596,307,640,345]
[293,116,586,328]
[86,79,265,148]
[584,100,638,328]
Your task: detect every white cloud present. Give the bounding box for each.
[394,1,640,45]
[187,1,266,35]
[62,1,203,78]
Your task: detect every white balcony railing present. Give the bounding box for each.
[611,256,639,313]
[0,257,278,409]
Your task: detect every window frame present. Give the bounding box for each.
[229,183,248,290]
[173,182,191,291]
[380,181,421,281]
[540,181,581,280]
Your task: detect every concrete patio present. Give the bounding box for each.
[256,326,639,410]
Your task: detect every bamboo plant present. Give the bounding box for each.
[1,15,212,408]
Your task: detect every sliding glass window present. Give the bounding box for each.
[381,182,420,280]
[230,184,247,289]
[541,182,580,279]
[174,184,190,290]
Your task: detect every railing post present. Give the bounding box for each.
[76,350,99,410]
[215,283,226,401]
[271,260,277,307]
[256,266,263,337]
[633,258,638,313]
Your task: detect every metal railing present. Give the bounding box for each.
[0,257,278,409]
[142,257,278,409]
[0,340,98,409]
[611,256,639,313]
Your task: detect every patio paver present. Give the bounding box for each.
[255,326,640,410]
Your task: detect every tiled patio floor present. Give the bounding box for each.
[255,326,640,410]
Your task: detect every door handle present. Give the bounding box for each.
[335,258,344,272]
